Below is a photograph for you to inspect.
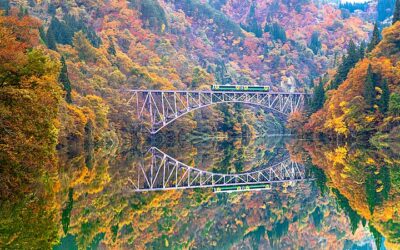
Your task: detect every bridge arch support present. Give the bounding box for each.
[129,147,312,192]
[126,90,307,134]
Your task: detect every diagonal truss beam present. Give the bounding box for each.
[127,90,308,134]
[130,147,313,192]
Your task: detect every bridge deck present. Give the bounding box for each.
[126,89,309,95]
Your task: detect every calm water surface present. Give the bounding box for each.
[2,137,400,249]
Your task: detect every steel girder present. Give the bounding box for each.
[129,147,312,192]
[126,90,307,134]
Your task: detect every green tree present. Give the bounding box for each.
[393,0,400,24]
[330,40,362,89]
[140,0,168,33]
[309,31,322,54]
[358,40,366,59]
[389,92,400,116]
[346,40,359,67]
[243,3,262,38]
[309,163,327,195]
[332,188,362,234]
[379,79,390,114]
[265,22,286,42]
[59,57,72,103]
[49,17,73,45]
[39,26,46,44]
[364,64,375,109]
[311,78,325,112]
[46,26,57,50]
[367,23,381,52]
[48,3,56,15]
[61,188,74,234]
[369,225,383,250]
[107,36,116,56]
[365,165,390,214]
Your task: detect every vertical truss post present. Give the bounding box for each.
[128,90,309,134]
[174,92,178,118]
[186,92,189,111]
[161,92,165,125]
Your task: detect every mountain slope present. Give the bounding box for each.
[303,21,400,138]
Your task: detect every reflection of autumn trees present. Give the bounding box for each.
[290,140,400,249]
[1,1,393,248]
[53,137,377,249]
[0,11,62,249]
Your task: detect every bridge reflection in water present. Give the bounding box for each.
[129,147,313,192]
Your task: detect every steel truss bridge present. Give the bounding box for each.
[129,147,313,192]
[126,90,308,134]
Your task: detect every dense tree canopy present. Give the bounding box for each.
[367,23,381,53]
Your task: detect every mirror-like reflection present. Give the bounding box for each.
[130,146,311,192]
[1,136,399,249]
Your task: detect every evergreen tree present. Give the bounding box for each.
[379,79,390,114]
[346,40,359,66]
[393,0,400,24]
[367,23,381,52]
[265,22,286,42]
[332,188,362,234]
[358,40,366,59]
[309,31,322,55]
[61,188,74,234]
[107,36,116,56]
[365,168,378,214]
[140,0,168,33]
[364,64,375,109]
[59,57,72,103]
[82,26,102,48]
[369,225,382,250]
[245,3,262,38]
[389,93,400,116]
[330,40,362,89]
[45,26,57,50]
[47,15,102,48]
[309,163,328,195]
[48,3,56,15]
[39,26,47,45]
[49,17,74,45]
[311,78,325,112]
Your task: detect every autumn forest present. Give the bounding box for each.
[0,0,400,249]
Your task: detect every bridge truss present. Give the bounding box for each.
[126,90,307,134]
[129,147,312,192]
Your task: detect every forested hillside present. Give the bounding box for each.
[1,1,399,248]
[1,0,376,143]
[293,18,400,140]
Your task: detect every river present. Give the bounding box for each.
[1,136,399,249]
